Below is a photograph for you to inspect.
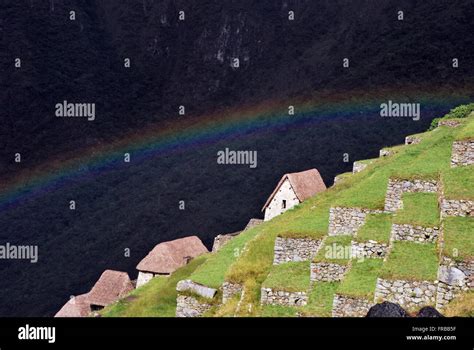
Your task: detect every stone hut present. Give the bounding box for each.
[262,169,326,221]
[136,236,208,288]
[54,293,91,317]
[87,270,134,311]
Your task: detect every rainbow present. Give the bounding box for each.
[0,85,472,211]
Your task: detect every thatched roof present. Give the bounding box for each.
[262,169,326,211]
[54,293,91,317]
[87,270,134,307]
[136,236,208,274]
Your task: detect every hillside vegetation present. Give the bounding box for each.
[102,106,474,317]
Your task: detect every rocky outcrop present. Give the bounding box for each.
[391,224,440,243]
[416,306,444,317]
[374,278,437,310]
[440,198,474,217]
[351,240,388,258]
[176,280,217,299]
[260,288,308,306]
[310,262,349,282]
[176,295,211,317]
[273,237,322,264]
[332,294,374,317]
[221,282,243,304]
[366,301,409,317]
[451,140,474,167]
[384,178,438,212]
[328,207,384,236]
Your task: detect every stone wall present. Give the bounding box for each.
[264,178,301,221]
[405,135,421,145]
[451,140,474,167]
[353,161,368,174]
[222,282,243,304]
[310,262,349,282]
[212,231,241,252]
[332,294,374,317]
[384,179,438,212]
[435,259,473,308]
[391,223,440,244]
[440,198,474,217]
[374,278,437,310]
[379,149,393,157]
[260,288,308,306]
[438,119,461,128]
[176,295,211,317]
[136,271,154,288]
[351,240,388,258]
[273,237,322,264]
[176,280,217,299]
[328,207,384,236]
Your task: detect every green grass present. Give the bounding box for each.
[355,158,376,165]
[277,231,325,240]
[261,305,298,317]
[334,172,353,184]
[456,116,474,140]
[100,255,208,317]
[337,259,383,299]
[443,217,474,262]
[355,213,392,243]
[300,282,339,317]
[190,226,260,288]
[262,261,310,292]
[313,236,352,264]
[443,166,474,200]
[393,193,440,227]
[380,242,439,281]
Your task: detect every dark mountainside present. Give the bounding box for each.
[0,1,473,316]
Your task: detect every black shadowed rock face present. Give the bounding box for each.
[366,302,409,317]
[416,306,444,318]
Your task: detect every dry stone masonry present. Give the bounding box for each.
[436,257,473,309]
[405,135,421,145]
[332,294,374,317]
[310,262,349,282]
[351,240,388,258]
[176,280,217,299]
[273,237,322,264]
[352,161,369,174]
[384,178,438,212]
[440,199,474,217]
[391,224,440,244]
[176,295,211,317]
[438,119,462,128]
[451,140,474,167]
[379,149,393,157]
[374,278,437,310]
[260,288,308,306]
[221,282,243,304]
[328,207,383,236]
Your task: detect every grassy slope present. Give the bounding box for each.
[393,193,440,227]
[106,110,474,317]
[100,255,208,317]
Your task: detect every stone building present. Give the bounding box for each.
[262,169,326,221]
[54,293,91,317]
[136,236,208,288]
[87,270,134,311]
